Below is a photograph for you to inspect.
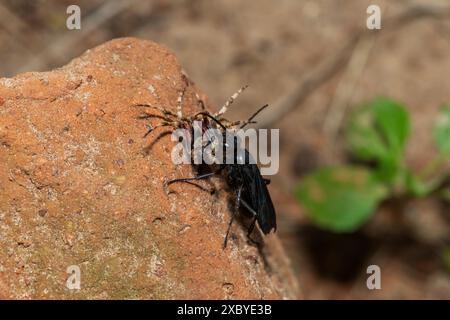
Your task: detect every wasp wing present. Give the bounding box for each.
[239,150,277,234]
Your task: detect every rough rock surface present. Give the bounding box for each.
[0,38,300,299]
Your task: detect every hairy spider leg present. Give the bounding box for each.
[137,112,174,121]
[215,85,249,118]
[195,93,207,111]
[143,121,181,138]
[133,103,179,118]
[176,86,187,119]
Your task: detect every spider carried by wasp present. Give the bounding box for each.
[134,80,276,248]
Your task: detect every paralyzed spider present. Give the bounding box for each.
[135,83,276,248]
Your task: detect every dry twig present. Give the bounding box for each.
[255,3,450,130]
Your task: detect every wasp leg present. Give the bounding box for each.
[223,185,243,249]
[165,167,224,195]
[167,180,213,194]
[166,172,217,185]
[240,199,260,246]
[247,216,257,238]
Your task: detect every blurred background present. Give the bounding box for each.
[1,0,449,299]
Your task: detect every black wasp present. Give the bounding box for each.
[135,83,276,248]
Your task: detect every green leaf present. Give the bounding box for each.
[346,97,410,169]
[294,166,388,232]
[373,98,410,155]
[433,105,450,155]
[346,105,389,162]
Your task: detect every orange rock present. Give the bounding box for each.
[0,38,300,299]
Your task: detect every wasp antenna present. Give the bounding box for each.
[240,104,269,129]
